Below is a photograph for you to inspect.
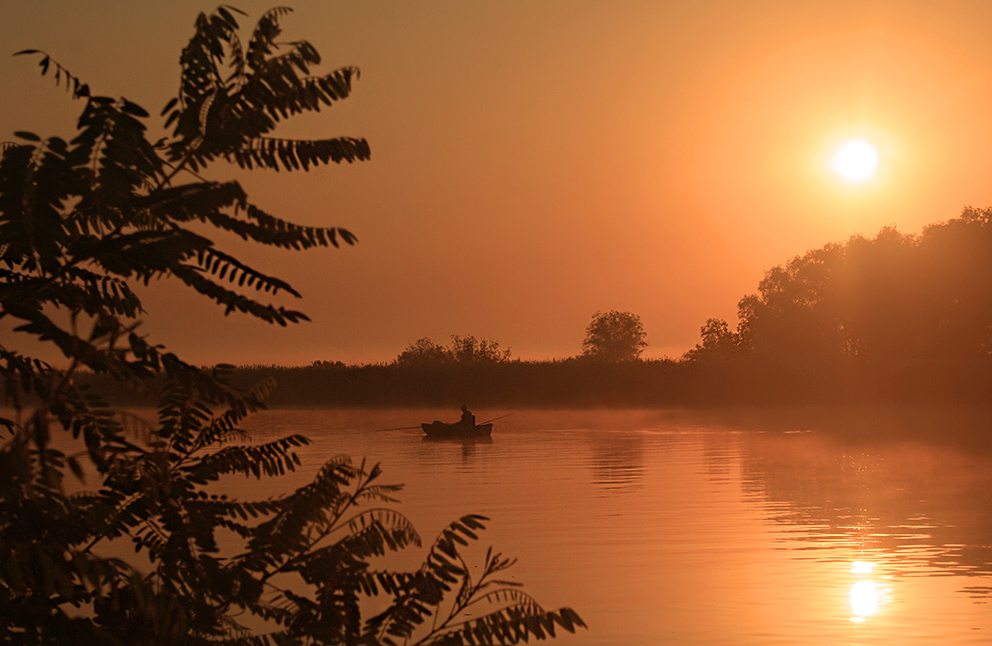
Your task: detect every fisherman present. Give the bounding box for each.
[459,404,476,428]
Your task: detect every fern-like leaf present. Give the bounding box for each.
[14,50,91,98]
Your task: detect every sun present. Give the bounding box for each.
[831,139,879,183]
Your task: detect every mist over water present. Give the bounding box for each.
[230,408,992,645]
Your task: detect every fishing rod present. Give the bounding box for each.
[479,412,516,425]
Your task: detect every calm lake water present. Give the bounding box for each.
[231,408,992,646]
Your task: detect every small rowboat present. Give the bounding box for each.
[421,421,493,438]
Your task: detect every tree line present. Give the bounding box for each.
[80,208,992,409]
[199,209,992,408]
[684,208,992,405]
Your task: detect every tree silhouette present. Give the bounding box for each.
[683,318,739,362]
[729,217,992,364]
[396,337,454,367]
[449,335,513,364]
[395,335,512,366]
[685,209,992,404]
[0,7,584,644]
[581,310,648,362]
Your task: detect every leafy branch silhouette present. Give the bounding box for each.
[0,6,584,644]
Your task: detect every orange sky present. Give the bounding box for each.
[5,0,992,364]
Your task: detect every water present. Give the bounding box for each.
[230,408,992,645]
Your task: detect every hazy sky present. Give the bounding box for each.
[5,0,992,364]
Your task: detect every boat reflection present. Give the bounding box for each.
[421,434,493,461]
[421,435,493,445]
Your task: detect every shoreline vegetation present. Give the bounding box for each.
[82,357,992,418]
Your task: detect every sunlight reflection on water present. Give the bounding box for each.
[849,562,882,623]
[225,408,992,646]
[850,579,879,622]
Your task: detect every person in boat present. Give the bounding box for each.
[458,404,476,428]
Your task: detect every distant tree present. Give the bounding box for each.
[396,337,453,366]
[0,7,583,644]
[395,335,512,366]
[683,317,740,362]
[914,207,992,357]
[581,310,648,362]
[707,209,992,384]
[449,335,513,364]
[310,359,348,369]
[732,225,922,362]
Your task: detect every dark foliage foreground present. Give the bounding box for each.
[0,7,583,644]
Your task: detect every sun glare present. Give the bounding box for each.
[847,561,887,624]
[850,561,876,575]
[831,139,879,183]
[849,580,879,622]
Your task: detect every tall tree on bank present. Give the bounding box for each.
[581,310,648,362]
[0,7,583,644]
[693,210,992,365]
